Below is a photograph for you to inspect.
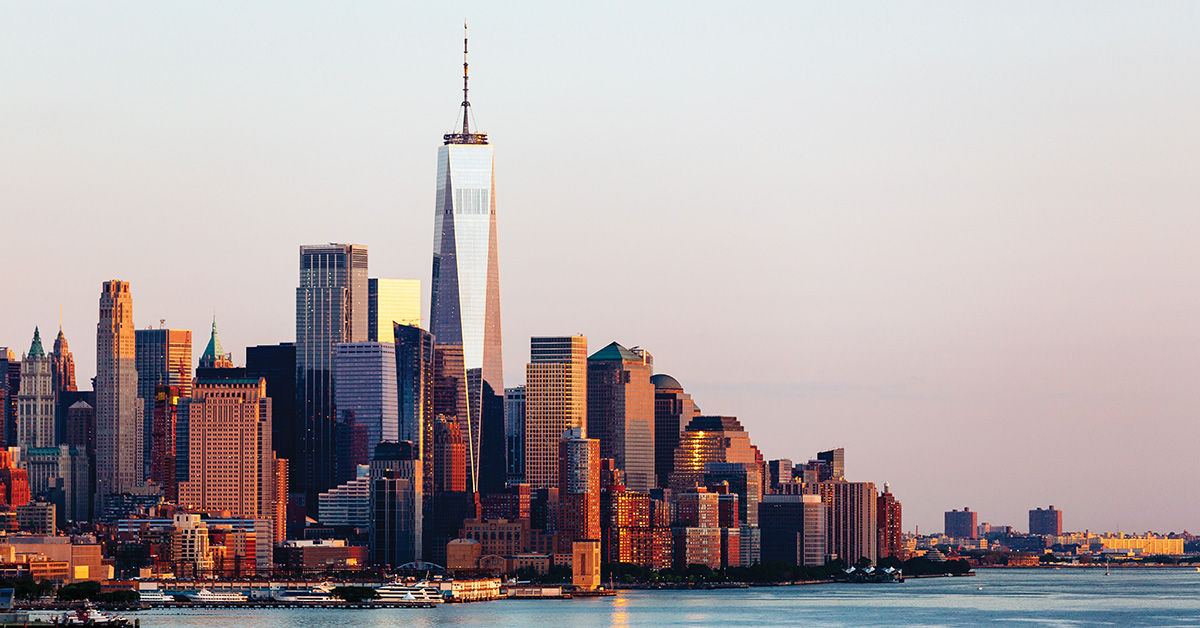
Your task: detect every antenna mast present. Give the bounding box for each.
[444,20,487,145]
[462,19,470,135]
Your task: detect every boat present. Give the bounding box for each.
[181,588,248,603]
[270,585,335,603]
[375,580,444,605]
[60,606,133,626]
[137,588,177,602]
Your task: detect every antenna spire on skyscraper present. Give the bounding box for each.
[445,20,487,145]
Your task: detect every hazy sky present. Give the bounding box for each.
[3,2,1198,534]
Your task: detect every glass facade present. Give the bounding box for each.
[332,341,398,463]
[430,144,503,492]
[368,278,421,344]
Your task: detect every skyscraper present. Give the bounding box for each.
[944,507,977,539]
[558,426,600,552]
[150,384,181,502]
[96,280,141,498]
[393,324,434,494]
[368,278,421,343]
[877,484,903,560]
[135,326,193,478]
[818,481,879,565]
[195,319,230,369]
[246,343,298,500]
[51,328,77,444]
[333,341,398,462]
[296,243,368,505]
[760,494,826,567]
[651,374,697,489]
[504,386,525,485]
[16,328,55,448]
[524,336,587,489]
[177,374,281,538]
[669,416,764,493]
[369,441,423,565]
[429,26,503,493]
[0,348,19,447]
[587,342,655,493]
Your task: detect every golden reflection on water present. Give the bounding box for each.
[611,594,628,627]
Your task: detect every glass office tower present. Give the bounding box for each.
[429,29,503,493]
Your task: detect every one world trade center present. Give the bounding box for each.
[429,24,505,494]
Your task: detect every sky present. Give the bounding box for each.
[2,2,1198,534]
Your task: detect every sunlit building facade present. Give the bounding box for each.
[135,327,193,478]
[96,280,141,497]
[587,342,655,493]
[368,278,421,343]
[16,328,55,448]
[525,336,587,489]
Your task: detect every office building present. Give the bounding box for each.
[50,328,77,443]
[369,441,422,565]
[0,349,19,447]
[135,326,193,479]
[767,459,793,492]
[1029,506,1063,536]
[504,386,525,485]
[428,32,504,495]
[760,494,826,567]
[669,416,763,493]
[246,343,298,498]
[525,336,587,489]
[317,465,370,528]
[393,323,434,493]
[558,426,600,552]
[651,374,697,489]
[149,384,181,501]
[96,280,142,497]
[333,342,398,463]
[432,416,467,493]
[368,278,421,343]
[587,342,655,493]
[817,448,845,482]
[177,374,283,540]
[945,507,978,539]
[16,328,55,448]
[296,243,368,504]
[21,444,89,525]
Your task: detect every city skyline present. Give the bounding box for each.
[3,3,1199,533]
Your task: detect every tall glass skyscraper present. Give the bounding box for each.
[296,243,368,507]
[429,27,503,493]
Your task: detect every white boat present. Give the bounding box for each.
[60,606,131,626]
[375,581,443,604]
[182,588,248,603]
[137,589,176,602]
[271,585,335,603]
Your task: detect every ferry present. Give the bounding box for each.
[136,588,177,603]
[270,585,336,603]
[181,588,249,603]
[375,581,444,605]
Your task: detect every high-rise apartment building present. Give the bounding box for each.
[96,280,141,498]
[504,386,525,485]
[177,374,281,540]
[368,278,421,343]
[651,374,697,489]
[296,243,368,504]
[333,342,398,462]
[393,324,434,493]
[16,328,55,448]
[877,483,903,560]
[558,426,600,552]
[524,336,587,489]
[944,507,978,539]
[672,486,723,569]
[429,30,504,494]
[135,326,193,479]
[817,481,878,564]
[1029,506,1063,536]
[587,342,655,493]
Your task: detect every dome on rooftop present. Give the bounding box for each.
[651,374,683,390]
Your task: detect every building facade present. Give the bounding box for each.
[877,484,903,560]
[944,507,978,539]
[558,426,600,552]
[586,342,655,493]
[296,243,368,505]
[504,386,525,485]
[1029,506,1062,536]
[368,278,421,343]
[651,374,697,490]
[524,336,587,489]
[333,342,398,463]
[817,481,878,565]
[16,328,55,448]
[96,280,141,498]
[369,441,422,566]
[393,324,434,493]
